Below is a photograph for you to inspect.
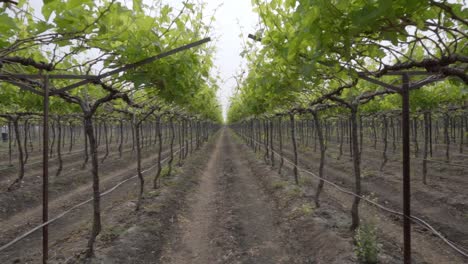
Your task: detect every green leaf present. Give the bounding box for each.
[42,0,61,21]
[0,13,18,31]
[133,0,142,13]
[34,21,53,34]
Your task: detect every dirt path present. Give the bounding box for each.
[160,129,288,264]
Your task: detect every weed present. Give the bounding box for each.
[299,203,314,215]
[271,180,287,190]
[298,176,313,186]
[160,165,181,179]
[354,221,380,264]
[255,152,263,160]
[145,203,163,214]
[286,185,302,199]
[147,190,161,198]
[361,169,375,179]
[298,145,310,152]
[289,203,314,220]
[160,166,170,178]
[100,226,126,242]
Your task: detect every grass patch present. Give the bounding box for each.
[298,176,313,186]
[271,180,287,190]
[286,185,302,199]
[298,203,314,215]
[255,152,263,160]
[361,169,376,179]
[298,145,311,152]
[160,165,181,179]
[328,153,340,160]
[289,203,315,220]
[100,225,127,243]
[158,165,182,187]
[147,189,161,198]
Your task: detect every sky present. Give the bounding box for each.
[203,0,258,121]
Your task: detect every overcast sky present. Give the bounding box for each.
[204,0,258,120]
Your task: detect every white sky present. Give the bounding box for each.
[27,0,258,121]
[203,0,258,121]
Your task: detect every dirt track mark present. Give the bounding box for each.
[220,129,287,263]
[160,130,223,263]
[161,128,288,264]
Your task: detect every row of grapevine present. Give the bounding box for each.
[228,0,467,263]
[0,0,221,262]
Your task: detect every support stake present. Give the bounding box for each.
[42,75,49,264]
[401,73,411,264]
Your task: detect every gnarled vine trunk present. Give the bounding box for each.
[313,112,326,207]
[8,118,25,191]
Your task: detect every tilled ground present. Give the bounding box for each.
[0,140,185,263]
[84,129,356,264]
[3,128,464,263]
[242,133,468,263]
[159,129,291,264]
[98,129,354,264]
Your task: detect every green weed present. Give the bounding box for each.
[298,176,313,186]
[100,226,127,242]
[271,180,287,190]
[354,221,380,264]
[361,169,376,179]
[299,203,314,215]
[286,185,302,199]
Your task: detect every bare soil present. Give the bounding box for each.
[2,128,464,263]
[160,129,289,264]
[93,129,354,264]
[266,135,468,263]
[0,140,178,263]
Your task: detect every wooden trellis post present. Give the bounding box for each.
[359,71,442,264]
